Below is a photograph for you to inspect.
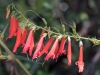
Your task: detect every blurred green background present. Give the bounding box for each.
[0,0,100,75]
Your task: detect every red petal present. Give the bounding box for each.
[44,38,59,61]
[38,38,54,57]
[79,46,83,61]
[6,16,18,39]
[22,29,33,53]
[20,28,28,47]
[56,37,66,58]
[53,41,59,59]
[12,27,21,53]
[67,42,72,66]
[75,45,84,72]
[32,36,44,59]
[29,31,34,56]
[75,61,84,72]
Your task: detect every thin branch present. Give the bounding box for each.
[0,40,32,75]
[11,4,88,38]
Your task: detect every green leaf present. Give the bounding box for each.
[88,37,100,45]
[62,24,65,33]
[73,21,76,29]
[51,27,60,33]
[72,21,77,35]
[42,18,47,26]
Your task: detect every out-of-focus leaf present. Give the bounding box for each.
[42,18,47,26]
[62,24,65,32]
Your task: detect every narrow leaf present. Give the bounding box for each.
[62,24,65,32]
[42,18,47,26]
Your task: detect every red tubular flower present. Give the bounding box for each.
[67,36,72,66]
[6,9,10,19]
[75,41,84,72]
[38,38,54,57]
[56,37,66,58]
[44,36,61,61]
[22,29,34,54]
[20,28,28,47]
[53,41,59,59]
[29,32,34,56]
[12,27,21,53]
[32,31,46,59]
[6,16,18,39]
[9,16,18,36]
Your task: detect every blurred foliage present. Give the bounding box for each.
[0,0,100,75]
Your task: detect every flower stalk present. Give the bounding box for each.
[8,4,100,46]
[0,40,32,75]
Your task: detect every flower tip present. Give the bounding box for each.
[12,50,16,53]
[21,51,26,53]
[37,51,42,57]
[68,62,71,66]
[44,56,49,61]
[32,56,37,60]
[79,69,83,73]
[12,47,17,53]
[79,41,83,46]
[6,9,10,19]
[68,36,71,42]
[75,61,84,73]
[32,54,38,60]
[44,58,48,61]
[63,50,66,55]
[6,35,12,40]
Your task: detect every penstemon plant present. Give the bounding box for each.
[0,4,100,75]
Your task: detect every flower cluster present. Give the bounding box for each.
[6,10,84,73]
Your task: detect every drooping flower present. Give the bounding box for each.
[9,16,18,36]
[53,41,59,59]
[44,36,62,61]
[20,27,28,47]
[12,27,21,53]
[29,31,34,56]
[56,37,66,58]
[22,29,34,54]
[67,36,72,66]
[6,15,18,39]
[6,9,10,19]
[38,38,54,57]
[32,30,46,59]
[75,41,84,72]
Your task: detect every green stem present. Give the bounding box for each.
[9,4,100,45]
[11,4,89,40]
[0,40,32,75]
